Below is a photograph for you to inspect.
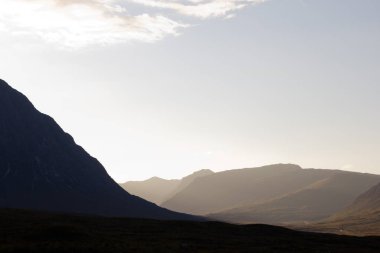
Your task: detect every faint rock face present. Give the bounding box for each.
[120,169,215,205]
[0,79,195,220]
[345,182,380,214]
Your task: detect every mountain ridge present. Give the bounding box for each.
[157,164,380,223]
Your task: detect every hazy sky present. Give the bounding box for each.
[1,0,380,182]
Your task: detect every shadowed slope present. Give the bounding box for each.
[342,182,380,214]
[302,182,380,236]
[0,79,197,220]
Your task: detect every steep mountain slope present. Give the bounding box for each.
[210,172,380,224]
[161,164,380,223]
[0,79,197,220]
[121,177,180,204]
[121,169,214,204]
[302,182,380,236]
[341,182,380,215]
[162,169,214,202]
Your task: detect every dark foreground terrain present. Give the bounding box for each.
[295,210,380,237]
[0,209,380,253]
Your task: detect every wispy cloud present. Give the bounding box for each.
[0,0,185,48]
[128,0,267,19]
[0,0,267,48]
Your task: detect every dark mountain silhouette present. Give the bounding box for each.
[0,79,198,220]
[159,164,379,224]
[121,169,214,204]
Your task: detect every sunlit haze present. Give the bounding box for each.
[1,0,379,182]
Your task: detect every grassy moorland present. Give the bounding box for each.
[0,209,379,253]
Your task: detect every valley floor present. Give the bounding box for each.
[0,209,379,253]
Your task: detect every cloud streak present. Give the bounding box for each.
[0,0,267,48]
[0,0,185,48]
[128,0,267,19]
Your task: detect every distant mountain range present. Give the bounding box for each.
[0,79,198,220]
[121,177,180,205]
[209,169,380,224]
[121,169,214,204]
[124,164,380,225]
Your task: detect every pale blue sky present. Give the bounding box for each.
[1,0,380,181]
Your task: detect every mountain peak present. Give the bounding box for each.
[0,79,15,92]
[194,169,214,174]
[147,176,166,182]
[0,79,13,91]
[182,169,214,180]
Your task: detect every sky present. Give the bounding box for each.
[0,0,380,182]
